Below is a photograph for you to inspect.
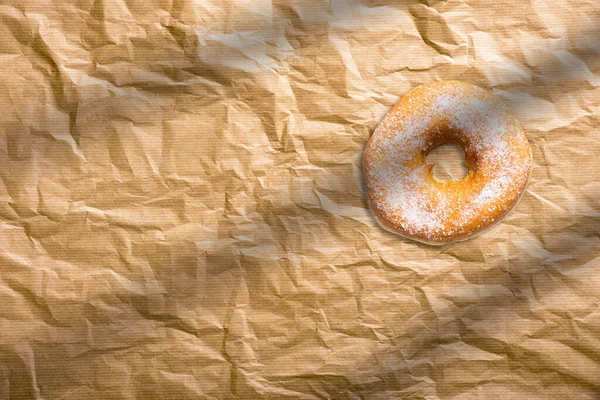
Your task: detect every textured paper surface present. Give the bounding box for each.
[1,0,600,398]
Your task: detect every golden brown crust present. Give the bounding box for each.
[363,81,533,245]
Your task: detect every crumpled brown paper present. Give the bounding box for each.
[1,0,600,398]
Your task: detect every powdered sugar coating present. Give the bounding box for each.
[364,81,533,244]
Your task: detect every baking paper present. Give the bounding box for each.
[1,0,600,398]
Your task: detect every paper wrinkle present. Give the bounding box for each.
[1,0,600,398]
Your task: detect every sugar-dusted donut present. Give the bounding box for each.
[363,81,532,245]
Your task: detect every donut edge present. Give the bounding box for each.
[366,157,533,246]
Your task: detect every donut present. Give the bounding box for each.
[363,81,532,245]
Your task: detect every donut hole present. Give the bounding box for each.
[426,143,468,181]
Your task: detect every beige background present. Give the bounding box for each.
[1,0,600,398]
